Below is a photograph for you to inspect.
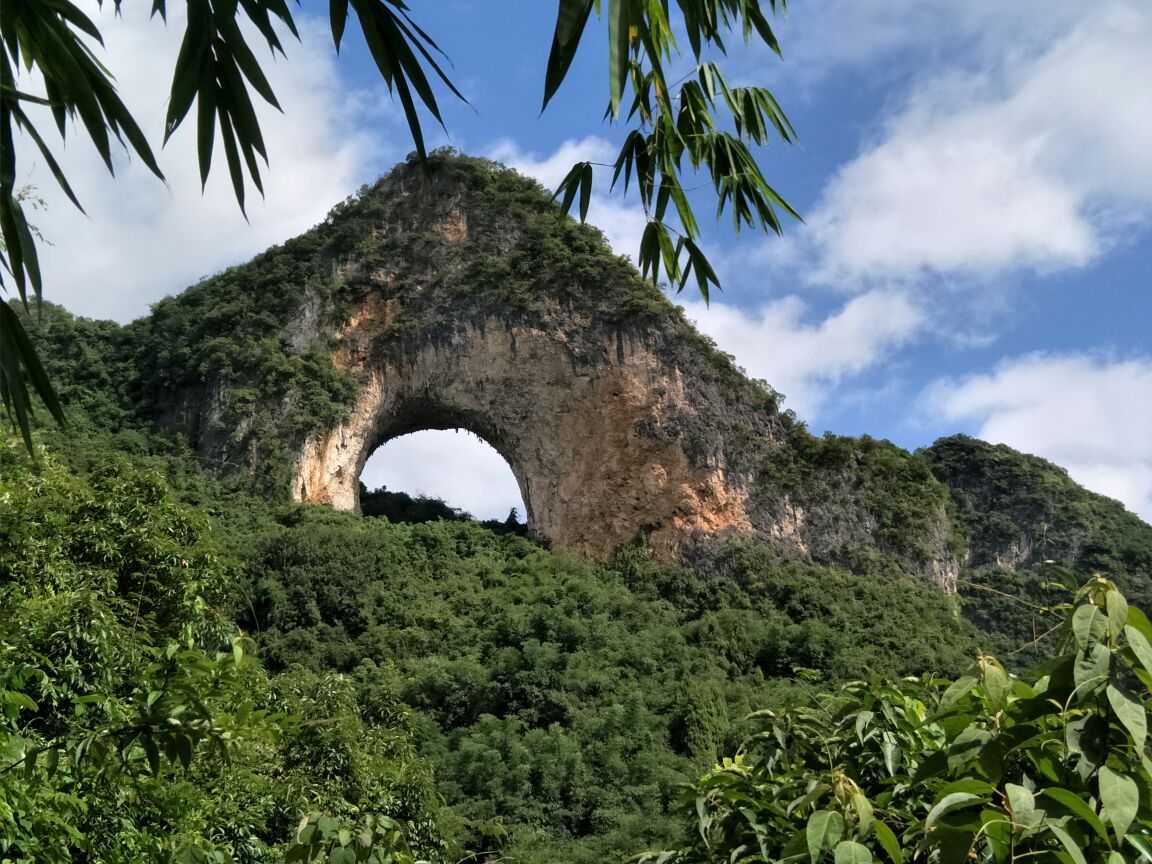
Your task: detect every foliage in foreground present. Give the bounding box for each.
[651,574,1152,863]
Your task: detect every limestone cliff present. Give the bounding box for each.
[131,152,960,587]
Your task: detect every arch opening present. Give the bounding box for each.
[359,429,528,528]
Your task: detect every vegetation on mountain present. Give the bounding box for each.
[3,428,1149,862]
[923,435,1152,665]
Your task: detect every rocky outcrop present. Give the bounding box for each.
[140,152,962,588]
[296,319,759,559]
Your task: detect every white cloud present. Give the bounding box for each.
[793,1,1152,286]
[680,290,924,419]
[773,0,1085,88]
[926,354,1152,521]
[15,6,391,323]
[486,137,647,261]
[361,430,525,522]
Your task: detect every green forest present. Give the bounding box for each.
[3,294,1152,862]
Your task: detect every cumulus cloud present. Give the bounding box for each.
[16,5,391,323]
[792,1,1152,286]
[361,430,525,522]
[680,290,924,419]
[486,137,648,262]
[925,354,1152,521]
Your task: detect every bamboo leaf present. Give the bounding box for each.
[543,0,594,110]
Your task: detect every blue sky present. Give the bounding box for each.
[18,1,1152,522]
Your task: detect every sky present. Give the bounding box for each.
[14,0,1152,523]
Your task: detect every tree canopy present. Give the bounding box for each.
[0,0,799,448]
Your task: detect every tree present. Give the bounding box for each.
[0,0,799,450]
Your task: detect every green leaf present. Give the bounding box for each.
[1040,787,1109,841]
[1072,605,1108,651]
[1106,683,1147,748]
[607,0,631,118]
[1125,625,1152,675]
[1126,834,1152,861]
[543,0,595,110]
[1048,823,1088,864]
[1005,783,1043,835]
[1106,590,1129,643]
[1128,606,1152,643]
[925,792,983,832]
[143,734,161,776]
[834,840,873,864]
[1073,642,1111,699]
[1099,764,1139,844]
[851,792,873,835]
[578,161,593,222]
[871,821,903,864]
[806,810,845,863]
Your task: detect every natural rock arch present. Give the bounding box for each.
[149,152,958,587]
[294,316,756,559]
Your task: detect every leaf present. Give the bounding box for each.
[0,301,67,451]
[143,734,161,776]
[1128,606,1152,643]
[1126,834,1152,861]
[1048,823,1088,864]
[1005,783,1043,835]
[938,675,978,711]
[924,792,983,832]
[881,736,901,777]
[542,0,595,110]
[1106,590,1129,643]
[1073,642,1111,699]
[834,840,873,864]
[607,0,631,118]
[1124,625,1152,675]
[806,810,844,863]
[855,710,874,743]
[1072,605,1108,651]
[1106,683,1147,748]
[330,0,350,50]
[1040,787,1109,841]
[1098,764,1139,844]
[578,161,593,222]
[851,792,873,835]
[871,821,903,864]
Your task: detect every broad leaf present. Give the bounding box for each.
[1098,764,1139,844]
[806,810,844,863]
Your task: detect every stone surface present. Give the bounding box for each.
[295,319,756,559]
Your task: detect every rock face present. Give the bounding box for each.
[141,152,962,587]
[298,319,760,559]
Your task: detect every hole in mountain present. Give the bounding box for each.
[359,430,527,531]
